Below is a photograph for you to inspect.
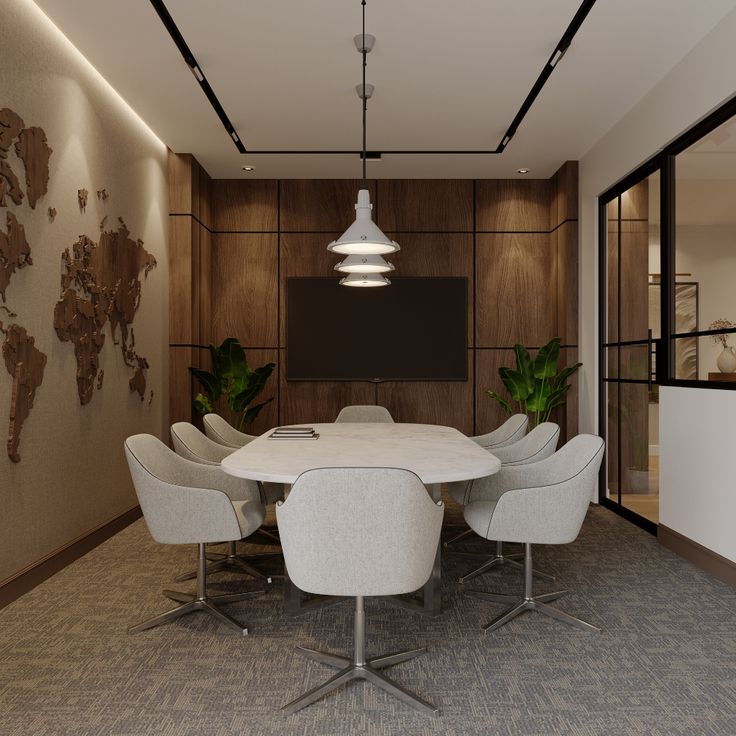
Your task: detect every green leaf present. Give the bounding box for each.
[211,338,248,382]
[499,367,533,402]
[553,361,582,388]
[513,344,534,385]
[485,390,513,416]
[193,392,214,415]
[241,398,273,426]
[533,337,561,379]
[525,380,552,412]
[189,367,222,401]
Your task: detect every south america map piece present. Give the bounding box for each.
[54,222,157,404]
[1,323,47,463]
[14,127,52,209]
[0,211,32,302]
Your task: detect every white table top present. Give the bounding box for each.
[220,422,501,485]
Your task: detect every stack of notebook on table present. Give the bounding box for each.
[268,426,320,440]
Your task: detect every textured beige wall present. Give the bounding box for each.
[0,0,168,582]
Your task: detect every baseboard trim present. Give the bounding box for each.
[0,505,142,610]
[658,524,736,587]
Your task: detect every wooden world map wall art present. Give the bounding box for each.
[0,106,51,462]
[53,223,157,405]
[1,105,158,462]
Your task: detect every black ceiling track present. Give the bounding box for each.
[150,0,596,156]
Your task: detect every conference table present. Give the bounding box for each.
[221,422,501,616]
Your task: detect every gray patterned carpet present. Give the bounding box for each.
[1,499,735,736]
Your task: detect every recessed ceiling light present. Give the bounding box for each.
[242,165,255,172]
[517,168,530,174]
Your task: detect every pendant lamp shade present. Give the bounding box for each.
[328,189,399,255]
[334,254,394,274]
[339,273,391,287]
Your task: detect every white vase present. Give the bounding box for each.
[716,346,736,373]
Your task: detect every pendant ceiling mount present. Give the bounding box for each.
[328,0,397,285]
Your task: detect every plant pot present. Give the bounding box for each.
[624,467,649,494]
[716,347,736,373]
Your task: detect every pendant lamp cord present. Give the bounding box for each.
[361,0,367,183]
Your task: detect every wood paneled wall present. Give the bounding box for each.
[169,160,579,439]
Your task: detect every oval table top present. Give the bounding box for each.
[220,422,501,485]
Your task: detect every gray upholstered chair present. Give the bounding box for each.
[124,434,266,635]
[463,434,605,633]
[335,405,394,423]
[175,420,283,504]
[446,422,560,566]
[170,422,281,583]
[470,413,528,449]
[203,413,256,448]
[277,467,443,715]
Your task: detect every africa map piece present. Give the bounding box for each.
[14,127,52,209]
[0,211,32,302]
[54,222,157,405]
[1,323,47,463]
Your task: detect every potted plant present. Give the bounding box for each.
[486,337,581,428]
[189,338,275,430]
[708,318,736,373]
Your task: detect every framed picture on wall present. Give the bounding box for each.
[648,281,699,380]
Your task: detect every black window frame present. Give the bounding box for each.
[599,94,736,394]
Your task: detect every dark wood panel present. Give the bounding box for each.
[212,180,278,232]
[550,161,578,228]
[475,349,516,435]
[476,233,555,347]
[619,221,649,343]
[168,151,193,214]
[195,159,211,228]
[560,347,579,441]
[621,178,649,221]
[210,234,278,347]
[196,225,211,346]
[280,180,375,231]
[169,216,193,343]
[476,179,550,232]
[385,233,473,346]
[170,346,193,426]
[555,222,578,345]
[377,180,473,231]
[279,233,341,346]
[280,360,375,425]
[377,352,474,434]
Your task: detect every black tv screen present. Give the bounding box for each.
[286,277,467,381]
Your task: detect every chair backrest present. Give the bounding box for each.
[479,434,605,546]
[335,405,394,423]
[276,467,443,597]
[171,422,233,465]
[203,413,256,448]
[491,422,560,466]
[124,434,255,545]
[472,414,528,449]
[170,422,262,503]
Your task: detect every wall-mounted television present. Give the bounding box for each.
[286,277,467,381]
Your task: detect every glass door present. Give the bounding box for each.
[600,172,660,532]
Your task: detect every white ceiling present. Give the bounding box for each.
[32,0,736,178]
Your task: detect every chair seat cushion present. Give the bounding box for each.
[463,500,498,541]
[233,499,266,539]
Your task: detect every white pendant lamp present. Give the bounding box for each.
[334,253,395,273]
[328,190,399,256]
[329,1,397,285]
[339,273,391,287]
